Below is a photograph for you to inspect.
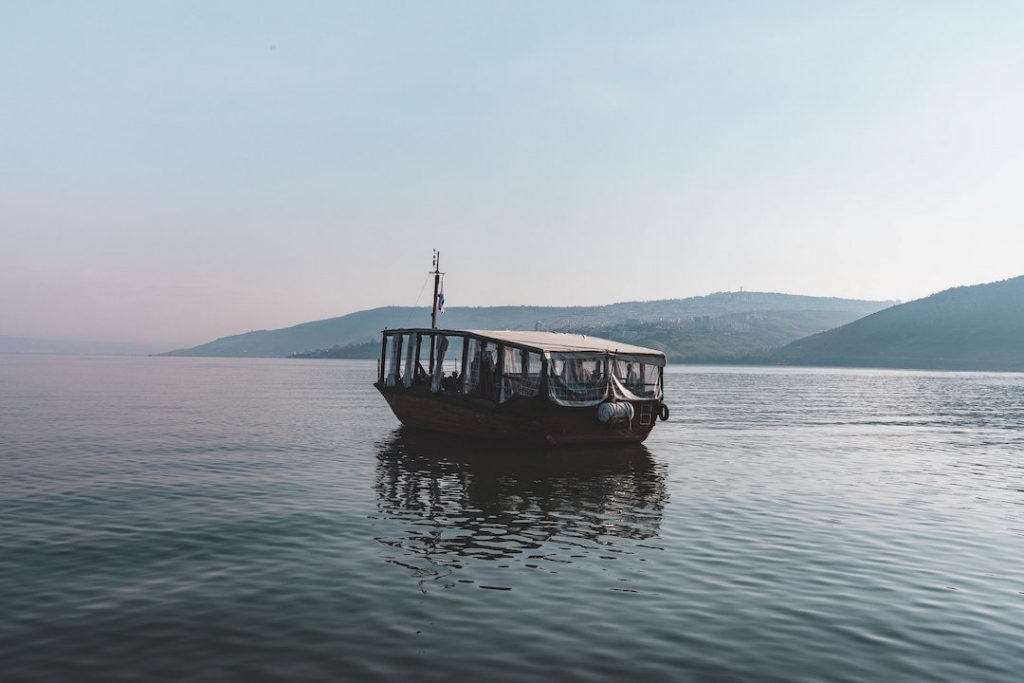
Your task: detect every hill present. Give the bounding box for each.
[289,341,379,359]
[162,292,893,358]
[773,275,1024,371]
[565,310,876,363]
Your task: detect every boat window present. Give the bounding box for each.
[548,353,607,405]
[441,336,464,374]
[431,334,465,392]
[499,347,542,401]
[611,358,662,399]
[384,333,403,387]
[464,338,499,399]
[402,333,431,388]
[416,334,430,369]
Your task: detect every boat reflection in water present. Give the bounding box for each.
[373,427,668,591]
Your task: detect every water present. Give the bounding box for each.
[1,356,1022,682]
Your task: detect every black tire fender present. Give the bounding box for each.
[658,403,670,421]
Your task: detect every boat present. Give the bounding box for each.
[373,253,669,446]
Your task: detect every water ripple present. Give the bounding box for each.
[1,357,1023,682]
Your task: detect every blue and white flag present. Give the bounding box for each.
[437,287,445,314]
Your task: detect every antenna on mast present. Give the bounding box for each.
[430,250,442,330]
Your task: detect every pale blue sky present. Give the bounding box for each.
[2,1,1022,347]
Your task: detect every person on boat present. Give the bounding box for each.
[414,362,429,385]
[626,362,641,392]
[480,347,496,399]
[443,370,460,392]
[568,359,590,387]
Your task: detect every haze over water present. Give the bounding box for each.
[2,356,1023,682]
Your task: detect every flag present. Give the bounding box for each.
[437,287,445,314]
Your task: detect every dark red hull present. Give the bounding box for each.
[375,383,658,446]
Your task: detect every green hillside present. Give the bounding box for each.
[773,275,1024,371]
[569,310,872,363]
[163,291,892,358]
[289,341,379,359]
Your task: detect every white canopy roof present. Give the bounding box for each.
[467,330,665,357]
[384,328,665,360]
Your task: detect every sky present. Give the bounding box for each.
[2,1,1023,348]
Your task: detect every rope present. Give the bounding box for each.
[402,272,433,328]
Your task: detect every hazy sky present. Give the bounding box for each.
[3,1,1023,347]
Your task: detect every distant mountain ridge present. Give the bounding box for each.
[772,275,1024,371]
[162,291,894,358]
[564,309,886,363]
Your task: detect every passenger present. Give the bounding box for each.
[444,370,460,392]
[626,363,640,391]
[414,362,429,384]
[480,348,495,398]
[569,359,590,387]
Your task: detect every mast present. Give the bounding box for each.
[430,250,441,330]
[429,250,441,374]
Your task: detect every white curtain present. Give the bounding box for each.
[499,347,541,401]
[403,333,418,388]
[462,338,480,394]
[431,335,448,392]
[385,334,402,387]
[546,352,609,407]
[610,359,663,401]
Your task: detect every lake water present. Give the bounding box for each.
[1,356,1022,682]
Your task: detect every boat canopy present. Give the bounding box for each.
[379,328,665,407]
[383,329,665,363]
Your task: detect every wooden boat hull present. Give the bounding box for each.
[375,383,658,446]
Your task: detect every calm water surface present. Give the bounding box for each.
[1,356,1022,682]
